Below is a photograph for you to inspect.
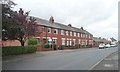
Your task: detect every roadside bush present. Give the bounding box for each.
[43,43,49,48]
[2,46,37,56]
[28,38,39,45]
[65,45,71,48]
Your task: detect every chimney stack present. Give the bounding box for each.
[68,24,72,27]
[81,27,84,30]
[49,16,54,23]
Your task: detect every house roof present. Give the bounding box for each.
[34,17,92,35]
[110,38,117,41]
[93,37,109,43]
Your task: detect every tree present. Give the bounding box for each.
[2,0,37,46]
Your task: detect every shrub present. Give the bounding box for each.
[43,43,49,48]
[65,45,71,48]
[2,46,37,56]
[65,45,69,47]
[28,38,39,45]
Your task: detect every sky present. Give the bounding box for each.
[13,0,119,40]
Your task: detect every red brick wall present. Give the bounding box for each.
[1,40,28,46]
[36,25,93,47]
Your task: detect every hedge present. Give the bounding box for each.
[2,45,37,56]
[28,38,39,45]
[43,43,49,48]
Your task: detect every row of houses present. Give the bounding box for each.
[1,16,117,50]
[35,16,93,49]
[93,37,117,47]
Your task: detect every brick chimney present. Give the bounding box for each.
[49,16,54,23]
[81,27,84,30]
[19,8,24,15]
[68,24,72,27]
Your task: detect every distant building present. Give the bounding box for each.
[108,37,117,45]
[93,37,110,47]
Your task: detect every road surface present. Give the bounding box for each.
[3,47,118,70]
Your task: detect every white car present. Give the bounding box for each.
[110,44,116,47]
[105,44,111,48]
[99,44,105,49]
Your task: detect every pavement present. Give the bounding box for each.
[92,51,118,70]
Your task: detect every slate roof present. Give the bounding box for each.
[110,38,117,41]
[34,17,92,35]
[93,37,110,43]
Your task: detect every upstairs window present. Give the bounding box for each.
[61,30,64,35]
[86,34,88,38]
[66,31,69,36]
[54,29,58,34]
[74,32,76,36]
[89,35,91,38]
[78,33,80,37]
[42,26,46,32]
[48,28,51,33]
[70,31,72,36]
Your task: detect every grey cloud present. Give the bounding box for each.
[14,0,118,39]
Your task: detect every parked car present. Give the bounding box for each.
[110,44,116,47]
[99,44,105,49]
[105,44,111,48]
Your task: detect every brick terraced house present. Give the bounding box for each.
[34,16,93,50]
[1,16,93,51]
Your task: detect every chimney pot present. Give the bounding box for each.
[49,16,54,23]
[68,24,72,27]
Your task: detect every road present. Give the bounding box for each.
[3,47,118,70]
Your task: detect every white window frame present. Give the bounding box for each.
[70,31,72,36]
[54,29,58,34]
[70,39,72,46]
[61,30,64,35]
[73,39,76,46]
[74,32,76,36]
[42,26,46,32]
[48,28,51,33]
[78,39,81,44]
[62,38,65,45]
[78,33,80,37]
[89,35,91,38]
[66,31,69,36]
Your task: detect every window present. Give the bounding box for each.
[86,34,87,38]
[48,28,51,33]
[78,33,80,37]
[61,30,64,35]
[66,31,69,36]
[83,34,85,38]
[74,32,76,36]
[54,29,58,34]
[67,40,69,46]
[89,35,91,38]
[81,33,83,37]
[73,39,76,46]
[42,26,46,32]
[53,39,57,44]
[89,40,93,45]
[78,39,81,44]
[85,40,87,45]
[67,38,69,46]
[62,38,65,45]
[70,31,72,36]
[70,39,72,46]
